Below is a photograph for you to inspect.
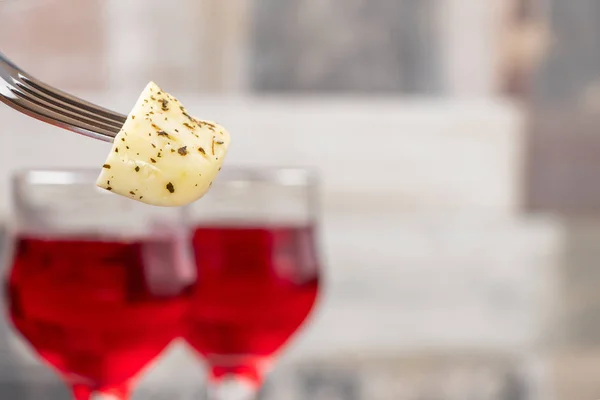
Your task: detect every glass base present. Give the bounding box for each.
[71,383,130,400]
[205,376,258,400]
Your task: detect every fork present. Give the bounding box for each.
[0,52,127,142]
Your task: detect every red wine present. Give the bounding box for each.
[6,236,192,394]
[185,225,320,384]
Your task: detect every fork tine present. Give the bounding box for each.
[20,76,127,127]
[0,52,126,126]
[10,85,123,132]
[6,88,122,142]
[0,52,127,142]
[17,80,125,130]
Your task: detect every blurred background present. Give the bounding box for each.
[1,0,599,399]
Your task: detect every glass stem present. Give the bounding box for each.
[72,384,92,400]
[89,393,129,400]
[71,384,130,400]
[204,376,258,400]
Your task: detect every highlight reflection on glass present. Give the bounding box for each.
[184,167,322,399]
[5,169,193,400]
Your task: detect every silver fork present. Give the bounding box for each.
[0,52,126,142]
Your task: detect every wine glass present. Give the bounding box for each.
[184,167,322,399]
[4,169,195,400]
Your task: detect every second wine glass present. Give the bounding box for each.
[184,167,322,399]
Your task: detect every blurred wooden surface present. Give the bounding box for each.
[0,0,509,96]
[526,111,600,214]
[552,350,600,400]
[531,0,600,107]
[0,98,526,216]
[0,0,108,90]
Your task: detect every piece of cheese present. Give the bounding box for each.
[96,82,230,207]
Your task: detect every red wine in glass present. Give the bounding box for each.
[185,224,320,389]
[6,235,192,400]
